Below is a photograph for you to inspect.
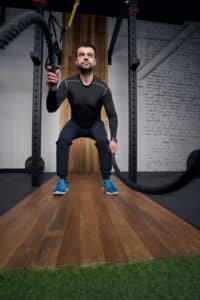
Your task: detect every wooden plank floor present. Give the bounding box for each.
[0,174,200,270]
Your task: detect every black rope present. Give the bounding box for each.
[0,11,56,71]
[45,11,63,68]
[112,153,200,194]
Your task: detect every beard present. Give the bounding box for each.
[78,65,93,75]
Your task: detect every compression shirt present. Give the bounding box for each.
[46,74,118,139]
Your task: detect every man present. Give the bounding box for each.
[46,42,119,195]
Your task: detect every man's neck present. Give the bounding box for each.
[79,72,94,86]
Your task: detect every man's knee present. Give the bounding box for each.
[95,138,109,149]
[56,137,72,147]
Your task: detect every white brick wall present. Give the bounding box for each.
[109,18,200,172]
[138,23,200,171]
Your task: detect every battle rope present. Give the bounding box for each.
[0,11,56,71]
[0,11,199,194]
[112,153,200,194]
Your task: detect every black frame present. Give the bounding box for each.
[108,1,128,65]
[128,0,140,181]
[31,4,44,186]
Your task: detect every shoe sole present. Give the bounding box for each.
[53,188,118,196]
[102,187,119,195]
[53,188,69,195]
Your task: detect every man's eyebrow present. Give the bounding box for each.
[78,51,94,55]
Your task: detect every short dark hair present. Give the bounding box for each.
[76,42,96,57]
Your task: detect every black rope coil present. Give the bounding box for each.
[112,153,200,194]
[0,11,199,194]
[0,11,56,71]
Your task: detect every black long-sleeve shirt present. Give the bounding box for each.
[46,74,118,138]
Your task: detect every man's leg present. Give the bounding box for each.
[90,121,118,195]
[54,120,79,195]
[56,120,79,179]
[90,120,112,179]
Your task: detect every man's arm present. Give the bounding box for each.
[46,81,68,112]
[102,87,118,140]
[46,68,68,112]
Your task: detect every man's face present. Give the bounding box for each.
[76,47,96,71]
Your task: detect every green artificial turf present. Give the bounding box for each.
[0,255,200,300]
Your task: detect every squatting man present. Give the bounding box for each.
[46,42,119,195]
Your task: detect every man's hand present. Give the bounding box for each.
[46,66,59,91]
[109,140,118,154]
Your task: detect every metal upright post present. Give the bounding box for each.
[31,2,45,186]
[108,1,128,65]
[0,7,6,26]
[128,0,140,182]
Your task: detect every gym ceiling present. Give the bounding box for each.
[0,0,200,24]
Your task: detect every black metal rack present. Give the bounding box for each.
[128,0,140,181]
[31,1,45,186]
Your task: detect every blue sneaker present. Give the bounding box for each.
[53,179,69,195]
[102,179,119,195]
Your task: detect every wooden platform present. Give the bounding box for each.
[0,174,200,270]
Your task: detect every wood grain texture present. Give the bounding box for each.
[0,174,200,270]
